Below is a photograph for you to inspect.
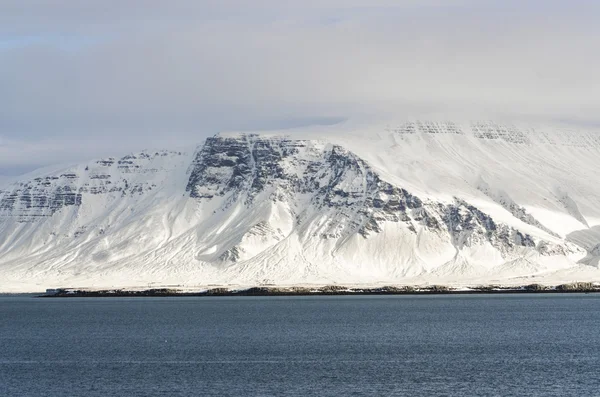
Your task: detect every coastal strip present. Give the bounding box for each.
[39,282,600,297]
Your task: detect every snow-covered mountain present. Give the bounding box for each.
[2,122,600,292]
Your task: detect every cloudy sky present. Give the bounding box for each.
[1,0,599,175]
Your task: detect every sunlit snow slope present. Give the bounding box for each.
[1,122,600,291]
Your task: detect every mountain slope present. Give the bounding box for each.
[1,122,599,291]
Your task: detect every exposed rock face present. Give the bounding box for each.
[186,135,435,243]
[387,121,463,135]
[185,135,571,261]
[477,179,559,238]
[471,122,531,144]
[0,150,185,223]
[0,181,82,219]
[386,120,600,147]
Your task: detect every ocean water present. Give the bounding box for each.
[1,294,599,396]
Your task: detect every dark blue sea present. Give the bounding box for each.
[1,294,599,396]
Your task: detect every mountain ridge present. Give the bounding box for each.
[1,122,599,292]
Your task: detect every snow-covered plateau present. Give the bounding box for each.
[2,121,600,292]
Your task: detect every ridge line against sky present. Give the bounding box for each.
[1,0,599,175]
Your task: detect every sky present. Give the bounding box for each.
[1,0,599,175]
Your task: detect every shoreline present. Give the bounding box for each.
[39,282,600,297]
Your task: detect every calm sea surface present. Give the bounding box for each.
[1,294,599,396]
